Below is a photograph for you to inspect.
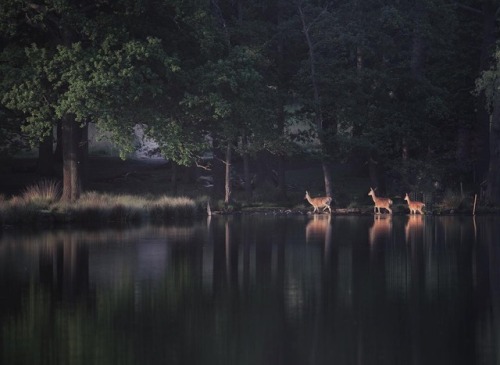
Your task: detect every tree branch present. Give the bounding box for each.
[195,159,212,171]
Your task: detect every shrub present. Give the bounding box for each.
[440,189,467,211]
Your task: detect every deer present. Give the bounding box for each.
[404,193,425,214]
[368,187,393,214]
[305,191,332,214]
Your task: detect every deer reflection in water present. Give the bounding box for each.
[405,214,424,243]
[368,215,392,246]
[306,215,332,261]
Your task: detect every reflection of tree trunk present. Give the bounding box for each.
[37,132,54,176]
[225,218,239,291]
[242,219,251,293]
[213,218,227,295]
[256,230,272,286]
[61,114,82,201]
[39,235,89,302]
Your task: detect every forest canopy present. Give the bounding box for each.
[0,0,499,204]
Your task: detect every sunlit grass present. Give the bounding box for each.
[22,179,62,206]
[148,195,201,222]
[0,187,205,226]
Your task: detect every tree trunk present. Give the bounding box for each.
[369,157,379,189]
[411,0,425,80]
[37,132,54,176]
[212,144,226,198]
[298,4,334,197]
[224,142,232,205]
[242,135,252,201]
[171,162,178,194]
[54,121,63,163]
[79,122,89,191]
[486,95,500,205]
[61,114,82,202]
[276,155,287,200]
[276,95,287,200]
[476,4,497,184]
[255,151,275,188]
[322,161,333,198]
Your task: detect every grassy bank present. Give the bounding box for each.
[0,180,208,227]
[1,171,498,228]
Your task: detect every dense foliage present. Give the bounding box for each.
[0,0,498,203]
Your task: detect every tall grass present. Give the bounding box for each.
[0,186,204,226]
[148,195,199,222]
[22,179,62,206]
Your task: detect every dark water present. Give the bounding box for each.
[1,215,499,365]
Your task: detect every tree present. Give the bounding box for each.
[297,2,335,197]
[476,49,500,205]
[0,1,179,201]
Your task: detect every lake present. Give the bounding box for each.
[1,214,499,365]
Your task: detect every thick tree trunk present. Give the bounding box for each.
[486,95,500,205]
[322,161,333,198]
[37,132,54,176]
[54,121,63,163]
[61,114,82,202]
[79,122,89,191]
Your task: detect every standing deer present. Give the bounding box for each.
[404,193,425,214]
[305,191,332,214]
[368,187,393,214]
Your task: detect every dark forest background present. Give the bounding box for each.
[1,0,499,205]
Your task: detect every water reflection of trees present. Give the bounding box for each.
[1,217,500,365]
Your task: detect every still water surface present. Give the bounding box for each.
[1,215,499,365]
